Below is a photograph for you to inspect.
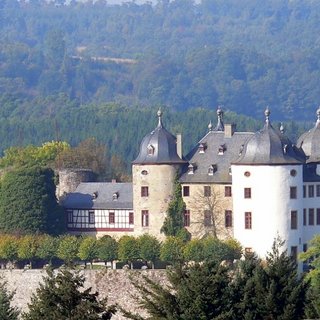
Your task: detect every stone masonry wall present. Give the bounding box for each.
[0,269,167,319]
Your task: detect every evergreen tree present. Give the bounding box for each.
[0,279,19,320]
[22,268,115,320]
[0,167,65,235]
[161,174,186,237]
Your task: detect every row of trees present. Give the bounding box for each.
[0,233,242,269]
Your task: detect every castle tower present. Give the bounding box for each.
[231,108,305,258]
[132,110,186,238]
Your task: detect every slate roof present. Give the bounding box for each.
[180,124,253,184]
[133,110,186,165]
[233,109,305,165]
[63,182,133,210]
[297,109,320,164]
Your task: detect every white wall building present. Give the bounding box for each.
[62,107,320,260]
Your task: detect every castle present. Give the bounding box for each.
[62,107,320,260]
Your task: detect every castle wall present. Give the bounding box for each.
[132,164,181,239]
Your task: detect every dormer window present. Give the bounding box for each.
[208,164,217,175]
[218,144,226,155]
[92,191,98,199]
[112,192,119,200]
[188,164,196,175]
[147,144,155,156]
[198,143,207,154]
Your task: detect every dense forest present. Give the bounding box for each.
[0,0,319,165]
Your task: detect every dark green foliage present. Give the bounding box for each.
[161,175,186,237]
[138,234,161,268]
[118,236,140,267]
[123,239,308,320]
[22,268,115,320]
[0,279,19,320]
[0,167,65,235]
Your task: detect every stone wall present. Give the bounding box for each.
[0,269,167,319]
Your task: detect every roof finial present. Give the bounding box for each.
[265,107,271,123]
[214,106,224,131]
[157,108,163,128]
[316,107,320,126]
[280,122,284,134]
[208,120,213,132]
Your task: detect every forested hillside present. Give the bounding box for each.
[0,0,318,164]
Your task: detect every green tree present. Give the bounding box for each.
[17,235,39,269]
[96,236,118,269]
[0,167,65,235]
[263,237,307,319]
[36,235,58,265]
[160,236,184,265]
[57,235,80,266]
[0,235,18,266]
[161,174,186,237]
[183,239,205,262]
[138,234,161,269]
[22,268,115,320]
[78,236,98,268]
[300,234,320,318]
[118,236,139,269]
[0,278,19,320]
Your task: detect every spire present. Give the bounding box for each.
[157,108,163,128]
[316,107,320,126]
[264,107,271,124]
[214,106,224,131]
[208,120,213,132]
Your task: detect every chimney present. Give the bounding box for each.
[176,133,183,159]
[224,124,236,138]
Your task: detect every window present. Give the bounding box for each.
[204,186,211,197]
[317,209,320,225]
[309,208,314,225]
[290,186,297,199]
[245,212,252,229]
[147,145,154,155]
[141,170,148,176]
[89,211,95,224]
[208,164,217,175]
[183,186,190,197]
[142,210,149,227]
[225,186,232,197]
[244,188,251,199]
[67,210,73,223]
[317,185,320,197]
[291,246,298,261]
[183,210,190,227]
[204,210,212,226]
[290,169,297,177]
[198,143,206,153]
[291,211,297,229]
[188,164,195,174]
[218,144,226,155]
[303,185,306,198]
[141,186,149,197]
[109,212,115,224]
[129,212,134,225]
[303,243,308,252]
[244,171,251,177]
[309,185,314,198]
[225,210,232,228]
[303,209,306,226]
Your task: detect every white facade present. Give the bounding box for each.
[232,164,304,257]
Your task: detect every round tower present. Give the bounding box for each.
[231,108,305,258]
[132,110,186,238]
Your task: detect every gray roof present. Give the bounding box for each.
[297,109,320,163]
[180,125,253,184]
[233,109,305,165]
[133,110,186,165]
[63,182,133,210]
